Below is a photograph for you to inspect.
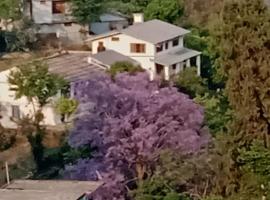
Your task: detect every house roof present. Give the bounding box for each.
[87,30,121,41]
[154,47,201,66]
[100,13,127,22]
[0,180,102,200]
[91,50,139,67]
[46,51,106,82]
[87,19,190,43]
[120,19,190,44]
[90,22,111,35]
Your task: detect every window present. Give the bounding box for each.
[97,41,106,52]
[172,64,177,70]
[165,42,169,49]
[130,43,146,53]
[40,0,46,4]
[64,22,72,27]
[11,105,20,119]
[172,38,179,47]
[111,37,120,41]
[52,0,65,14]
[156,43,163,53]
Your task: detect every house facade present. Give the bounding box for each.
[0,51,106,129]
[23,0,86,44]
[89,17,201,80]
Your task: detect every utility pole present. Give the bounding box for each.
[5,162,10,185]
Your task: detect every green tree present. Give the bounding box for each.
[195,92,232,134]
[55,97,78,123]
[9,61,67,108]
[71,0,104,24]
[0,0,21,20]
[106,0,152,14]
[144,0,184,23]
[8,61,67,171]
[209,0,270,147]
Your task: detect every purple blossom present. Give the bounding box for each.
[66,72,210,199]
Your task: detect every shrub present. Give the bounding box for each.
[108,61,144,78]
[174,68,207,98]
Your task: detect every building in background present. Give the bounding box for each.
[90,13,129,35]
[87,14,201,80]
[23,0,87,44]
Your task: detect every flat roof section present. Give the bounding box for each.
[0,180,102,200]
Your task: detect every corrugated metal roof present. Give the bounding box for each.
[154,47,201,66]
[46,51,106,82]
[121,19,190,44]
[100,13,127,22]
[91,50,139,66]
[0,180,102,200]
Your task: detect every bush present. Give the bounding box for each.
[5,18,38,52]
[108,61,144,78]
[132,150,213,200]
[54,97,78,123]
[174,68,207,98]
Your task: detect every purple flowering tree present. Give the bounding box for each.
[65,72,209,199]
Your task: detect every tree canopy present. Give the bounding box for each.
[65,72,209,199]
[210,0,270,146]
[71,0,105,24]
[144,0,184,23]
[8,61,67,107]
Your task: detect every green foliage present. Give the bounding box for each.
[144,0,184,23]
[185,27,224,90]
[106,0,152,14]
[0,0,21,20]
[195,92,232,134]
[132,150,213,200]
[71,0,104,24]
[209,0,270,145]
[108,61,144,78]
[8,61,67,107]
[55,97,78,122]
[238,141,270,180]
[174,68,207,98]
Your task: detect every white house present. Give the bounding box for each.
[23,0,86,44]
[87,15,201,80]
[0,51,107,128]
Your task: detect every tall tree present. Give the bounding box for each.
[71,0,104,24]
[210,0,270,147]
[65,72,209,199]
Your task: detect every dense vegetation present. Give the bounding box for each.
[2,0,270,200]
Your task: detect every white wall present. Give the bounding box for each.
[32,0,73,24]
[39,23,85,44]
[92,34,156,77]
[0,69,61,129]
[32,0,53,24]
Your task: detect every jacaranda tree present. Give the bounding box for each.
[65,72,210,199]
